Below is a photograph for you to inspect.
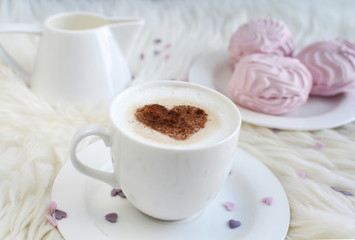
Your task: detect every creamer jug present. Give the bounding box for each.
[0,12,144,107]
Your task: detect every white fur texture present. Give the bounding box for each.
[0,0,354,239]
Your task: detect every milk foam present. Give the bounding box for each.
[112,83,238,148]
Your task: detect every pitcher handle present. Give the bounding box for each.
[0,24,42,82]
[70,125,119,187]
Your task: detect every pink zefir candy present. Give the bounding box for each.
[229,54,312,115]
[228,19,295,65]
[297,39,355,96]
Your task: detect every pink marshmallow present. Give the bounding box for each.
[297,39,355,96]
[228,19,295,65]
[229,54,312,115]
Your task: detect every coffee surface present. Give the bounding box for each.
[113,84,238,147]
[135,104,208,140]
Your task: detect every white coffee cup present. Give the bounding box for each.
[70,81,241,220]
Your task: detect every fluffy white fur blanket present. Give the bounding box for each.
[0,0,354,239]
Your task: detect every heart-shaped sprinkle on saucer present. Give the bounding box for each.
[105,213,118,223]
[262,197,274,205]
[135,104,208,140]
[111,188,126,198]
[228,219,241,229]
[223,201,236,211]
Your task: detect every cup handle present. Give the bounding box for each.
[70,125,118,187]
[0,24,42,82]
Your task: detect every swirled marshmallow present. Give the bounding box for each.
[297,39,355,96]
[228,19,295,65]
[229,54,312,115]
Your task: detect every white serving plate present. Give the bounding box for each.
[188,50,355,130]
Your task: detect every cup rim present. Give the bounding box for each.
[110,80,241,151]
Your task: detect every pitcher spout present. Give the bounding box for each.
[109,18,144,58]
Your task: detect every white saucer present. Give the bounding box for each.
[52,141,290,240]
[188,50,355,130]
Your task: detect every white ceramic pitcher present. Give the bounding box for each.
[0,12,144,107]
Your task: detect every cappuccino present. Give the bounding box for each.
[71,81,242,220]
[112,82,239,148]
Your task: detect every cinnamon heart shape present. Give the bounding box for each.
[135,104,208,140]
[54,209,67,220]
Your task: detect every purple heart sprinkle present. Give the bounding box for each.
[339,190,353,196]
[339,190,352,196]
[228,219,241,229]
[54,209,67,220]
[111,188,126,198]
[332,187,353,196]
[271,128,280,133]
[105,213,118,223]
[140,53,144,60]
[111,188,118,196]
[154,39,162,44]
[153,50,160,56]
[118,191,126,198]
